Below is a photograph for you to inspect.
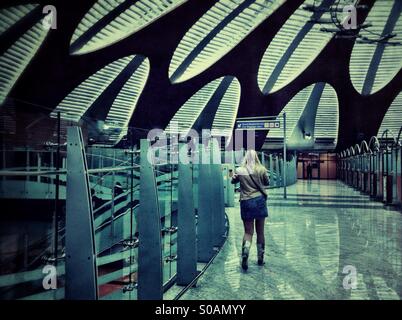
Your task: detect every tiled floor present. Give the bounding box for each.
[180,180,402,300]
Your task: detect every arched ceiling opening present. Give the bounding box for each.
[0,4,50,105]
[350,0,402,96]
[1,0,402,151]
[70,0,188,55]
[0,4,37,35]
[166,75,241,138]
[169,0,286,84]
[265,82,339,150]
[258,0,336,95]
[378,91,402,138]
[50,54,149,145]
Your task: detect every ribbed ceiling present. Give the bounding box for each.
[378,91,402,137]
[258,0,335,95]
[70,0,188,55]
[169,0,286,84]
[165,76,240,137]
[50,54,149,145]
[104,57,149,144]
[0,4,50,105]
[51,56,135,121]
[314,83,339,142]
[349,0,402,95]
[211,77,241,137]
[267,82,339,149]
[1,1,401,151]
[269,85,312,139]
[0,4,37,36]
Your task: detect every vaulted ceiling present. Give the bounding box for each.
[0,0,401,151]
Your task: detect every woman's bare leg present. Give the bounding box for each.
[255,218,265,245]
[243,219,254,243]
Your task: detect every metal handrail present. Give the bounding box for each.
[86,151,131,162]
[0,166,139,177]
[0,166,61,171]
[93,188,137,216]
[86,152,130,180]
[0,169,67,176]
[96,203,140,234]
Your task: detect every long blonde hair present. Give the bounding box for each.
[241,150,264,173]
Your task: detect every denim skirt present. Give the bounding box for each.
[240,195,268,221]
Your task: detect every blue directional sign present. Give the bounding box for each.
[235,120,280,130]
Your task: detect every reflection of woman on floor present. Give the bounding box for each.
[231,150,269,270]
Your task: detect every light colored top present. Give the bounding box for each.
[231,165,269,201]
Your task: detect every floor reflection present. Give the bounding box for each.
[181,180,402,300]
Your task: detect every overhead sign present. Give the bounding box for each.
[235,120,280,130]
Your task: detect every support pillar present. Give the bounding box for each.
[177,145,198,286]
[197,144,214,262]
[65,127,98,300]
[138,139,163,300]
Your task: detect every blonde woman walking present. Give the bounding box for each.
[231,150,269,270]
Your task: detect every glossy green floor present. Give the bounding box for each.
[181,180,402,300]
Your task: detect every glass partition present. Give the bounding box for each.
[0,120,67,300]
[0,133,141,300]
[86,146,139,300]
[153,145,178,286]
[0,130,228,300]
[192,161,199,213]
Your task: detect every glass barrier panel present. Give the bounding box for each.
[170,164,178,280]
[153,144,179,287]
[192,163,199,212]
[0,121,67,300]
[155,160,173,285]
[86,146,139,300]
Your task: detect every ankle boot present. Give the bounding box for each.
[241,240,251,270]
[257,243,265,266]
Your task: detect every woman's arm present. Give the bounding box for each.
[230,169,240,184]
[231,174,240,184]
